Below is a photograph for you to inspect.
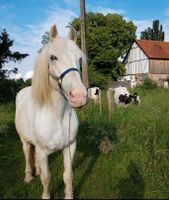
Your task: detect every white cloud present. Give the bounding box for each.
[163,8,169,41]
[133,20,152,39]
[163,19,169,41]
[43,8,78,37]
[6,6,78,78]
[24,70,34,80]
[94,6,126,16]
[14,73,22,80]
[10,8,77,49]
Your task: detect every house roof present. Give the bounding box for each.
[135,39,169,60]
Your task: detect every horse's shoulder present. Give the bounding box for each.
[16,86,32,106]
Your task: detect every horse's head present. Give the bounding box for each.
[48,25,87,108]
[32,25,87,108]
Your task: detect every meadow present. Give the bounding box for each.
[1,87,169,199]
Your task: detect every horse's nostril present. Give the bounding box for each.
[70,89,87,100]
[70,91,76,99]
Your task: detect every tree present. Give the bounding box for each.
[71,12,136,87]
[0,29,29,80]
[38,31,49,52]
[140,20,165,41]
[0,77,32,103]
[39,13,136,88]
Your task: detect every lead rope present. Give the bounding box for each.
[68,107,73,199]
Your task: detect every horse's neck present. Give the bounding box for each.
[50,90,68,116]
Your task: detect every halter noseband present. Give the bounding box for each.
[48,67,80,101]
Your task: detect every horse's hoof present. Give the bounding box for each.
[24,175,34,184]
[65,195,73,199]
[42,193,50,199]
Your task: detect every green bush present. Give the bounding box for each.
[141,78,157,90]
[0,79,19,103]
[0,78,31,103]
[165,76,169,82]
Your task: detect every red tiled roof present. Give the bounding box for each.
[135,39,169,60]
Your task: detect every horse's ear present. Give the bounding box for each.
[49,25,58,40]
[68,27,77,42]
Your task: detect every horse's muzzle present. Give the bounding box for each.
[69,88,87,108]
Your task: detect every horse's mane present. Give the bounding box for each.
[32,45,52,106]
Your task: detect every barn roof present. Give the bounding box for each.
[135,39,169,60]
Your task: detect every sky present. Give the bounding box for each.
[0,0,169,79]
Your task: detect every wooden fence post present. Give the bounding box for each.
[107,88,114,119]
[99,91,102,116]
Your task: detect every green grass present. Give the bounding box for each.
[1,87,169,199]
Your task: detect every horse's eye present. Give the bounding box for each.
[50,55,58,61]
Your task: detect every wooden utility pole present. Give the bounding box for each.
[80,0,89,88]
[107,88,114,119]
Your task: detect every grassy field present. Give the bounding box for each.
[1,87,169,199]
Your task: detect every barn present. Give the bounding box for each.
[122,39,169,85]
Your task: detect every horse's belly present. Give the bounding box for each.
[35,128,77,153]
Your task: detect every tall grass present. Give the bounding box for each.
[1,87,169,199]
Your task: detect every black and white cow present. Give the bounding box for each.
[88,87,101,103]
[88,87,102,114]
[114,86,140,105]
[119,92,140,105]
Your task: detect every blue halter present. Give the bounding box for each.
[48,67,80,101]
[59,68,79,80]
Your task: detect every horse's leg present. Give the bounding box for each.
[21,138,34,183]
[63,140,76,199]
[36,145,50,199]
[35,147,41,176]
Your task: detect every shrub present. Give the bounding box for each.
[0,78,31,103]
[141,78,157,90]
[0,79,19,103]
[165,76,169,82]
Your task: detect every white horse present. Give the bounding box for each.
[15,25,87,199]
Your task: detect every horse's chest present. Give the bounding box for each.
[34,110,78,152]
